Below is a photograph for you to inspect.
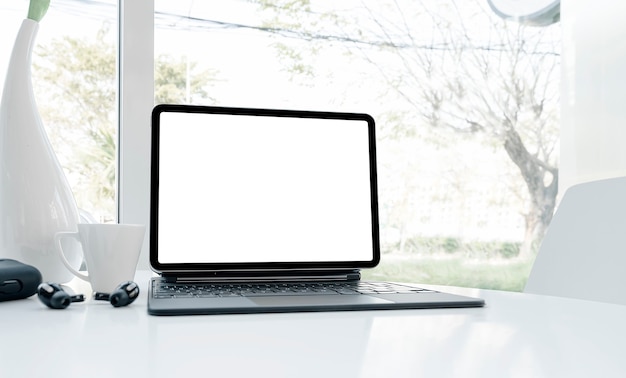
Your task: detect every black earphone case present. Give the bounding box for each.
[0,259,42,301]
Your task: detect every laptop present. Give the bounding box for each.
[147,104,484,315]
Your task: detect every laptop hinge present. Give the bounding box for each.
[161,269,362,283]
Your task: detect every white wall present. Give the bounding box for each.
[560,1,626,194]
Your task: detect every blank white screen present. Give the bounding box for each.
[157,111,374,264]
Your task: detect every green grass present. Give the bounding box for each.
[361,254,535,292]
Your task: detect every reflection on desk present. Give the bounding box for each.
[1,271,625,378]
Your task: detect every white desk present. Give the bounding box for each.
[1,271,625,378]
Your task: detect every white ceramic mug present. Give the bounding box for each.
[55,223,145,293]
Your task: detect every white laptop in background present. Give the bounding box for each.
[147,104,484,315]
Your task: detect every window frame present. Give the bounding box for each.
[118,0,153,268]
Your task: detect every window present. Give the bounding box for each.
[2,0,562,289]
[148,0,561,290]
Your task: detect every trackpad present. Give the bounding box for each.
[250,295,393,307]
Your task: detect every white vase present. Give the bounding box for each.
[0,18,82,283]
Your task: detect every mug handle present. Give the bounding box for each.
[54,231,89,282]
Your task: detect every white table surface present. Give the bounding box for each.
[1,271,625,378]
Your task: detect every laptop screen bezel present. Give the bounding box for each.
[149,104,381,274]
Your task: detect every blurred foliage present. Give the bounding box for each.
[32,25,215,221]
[363,255,533,292]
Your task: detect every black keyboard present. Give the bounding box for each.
[152,280,433,299]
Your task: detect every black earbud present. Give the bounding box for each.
[37,282,85,309]
[37,281,139,309]
[94,281,140,307]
